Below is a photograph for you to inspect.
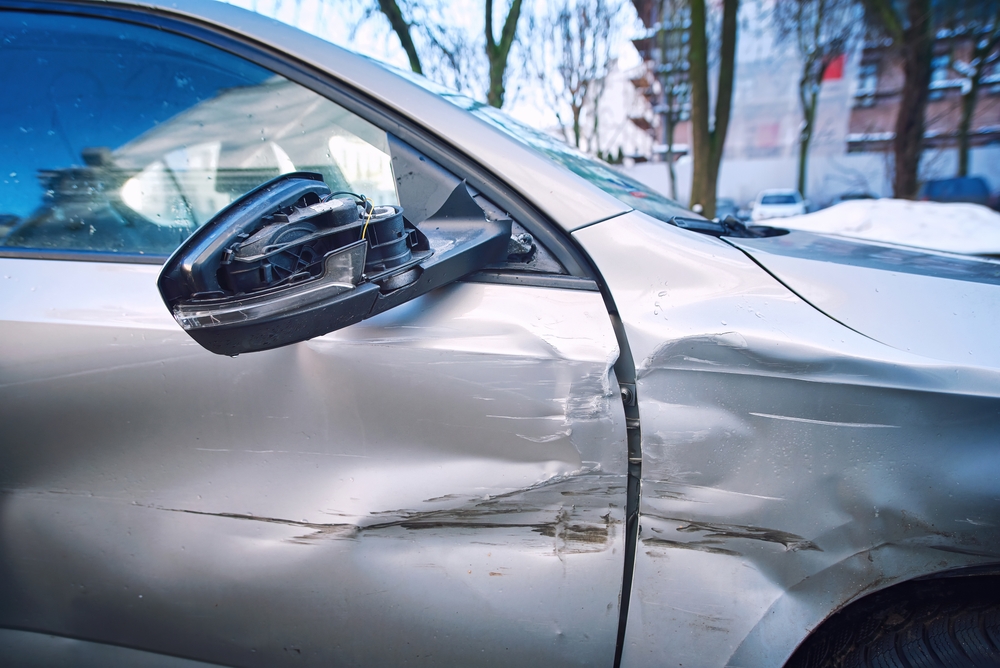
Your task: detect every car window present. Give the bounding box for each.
[923,178,989,202]
[760,194,799,205]
[0,12,398,257]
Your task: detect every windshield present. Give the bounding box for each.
[388,67,690,224]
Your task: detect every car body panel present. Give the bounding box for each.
[728,232,1000,370]
[0,257,627,666]
[573,211,1000,667]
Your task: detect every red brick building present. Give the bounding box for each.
[629,0,1000,164]
[849,33,1000,153]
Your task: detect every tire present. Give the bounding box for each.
[788,578,1000,668]
[841,603,1000,667]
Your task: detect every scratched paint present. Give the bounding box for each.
[0,258,626,667]
[575,211,1000,668]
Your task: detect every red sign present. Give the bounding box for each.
[823,54,845,81]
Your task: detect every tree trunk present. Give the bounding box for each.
[957,73,981,177]
[377,0,422,75]
[487,55,507,108]
[592,107,600,154]
[711,0,739,174]
[688,0,739,218]
[688,0,711,213]
[892,0,933,199]
[485,0,524,108]
[956,28,1000,178]
[572,105,583,148]
[665,120,678,201]
[798,74,819,197]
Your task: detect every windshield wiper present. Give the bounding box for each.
[669,215,788,239]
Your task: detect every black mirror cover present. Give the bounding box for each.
[158,172,511,355]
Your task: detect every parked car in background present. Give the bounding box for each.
[919,176,994,208]
[714,197,741,221]
[750,188,807,221]
[829,191,877,206]
[2,2,1000,668]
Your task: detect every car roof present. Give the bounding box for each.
[921,177,989,192]
[924,176,988,185]
[46,0,631,233]
[759,189,800,196]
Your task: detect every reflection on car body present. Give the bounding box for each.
[1,2,999,668]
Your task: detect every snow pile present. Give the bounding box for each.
[778,199,1000,255]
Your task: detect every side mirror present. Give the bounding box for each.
[158,172,511,355]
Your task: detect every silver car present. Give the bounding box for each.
[751,189,807,222]
[2,2,999,667]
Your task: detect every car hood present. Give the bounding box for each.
[726,231,1000,370]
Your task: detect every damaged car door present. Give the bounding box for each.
[0,10,628,666]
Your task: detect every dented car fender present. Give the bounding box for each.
[574,211,1000,667]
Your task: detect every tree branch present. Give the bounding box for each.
[499,0,524,59]
[377,0,423,74]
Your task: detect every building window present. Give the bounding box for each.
[931,54,951,85]
[985,58,1000,95]
[929,53,952,100]
[855,63,877,107]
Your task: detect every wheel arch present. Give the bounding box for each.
[783,565,1000,667]
[725,545,1000,667]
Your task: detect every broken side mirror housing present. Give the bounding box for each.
[158,172,511,355]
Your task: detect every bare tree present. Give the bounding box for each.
[862,0,933,199]
[376,0,424,74]
[773,0,861,197]
[949,1,1000,177]
[367,1,524,107]
[370,1,474,91]
[535,0,620,149]
[688,0,739,219]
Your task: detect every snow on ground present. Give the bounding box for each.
[776,199,1000,255]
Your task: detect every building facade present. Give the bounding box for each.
[625,0,1000,207]
[849,30,1000,153]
